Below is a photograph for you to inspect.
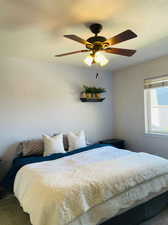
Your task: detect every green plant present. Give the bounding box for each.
[95,87,106,93]
[83,85,92,93]
[90,86,97,93]
[83,85,106,94]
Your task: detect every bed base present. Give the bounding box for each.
[101,191,168,225]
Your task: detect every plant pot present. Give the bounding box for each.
[81,92,87,98]
[86,93,92,99]
[95,93,102,99]
[92,93,96,99]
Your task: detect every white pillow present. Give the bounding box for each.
[43,134,65,156]
[68,130,87,151]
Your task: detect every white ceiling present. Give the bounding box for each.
[1,0,168,71]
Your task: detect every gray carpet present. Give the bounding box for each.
[0,194,31,225]
[142,208,168,225]
[0,194,168,225]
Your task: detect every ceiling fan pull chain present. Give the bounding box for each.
[96,73,100,79]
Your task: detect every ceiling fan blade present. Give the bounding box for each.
[105,30,137,46]
[64,34,90,45]
[55,49,90,57]
[104,48,136,56]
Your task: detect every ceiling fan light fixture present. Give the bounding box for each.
[84,52,109,67]
[84,54,94,66]
[94,52,109,66]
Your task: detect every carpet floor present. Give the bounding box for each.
[0,195,31,225]
[0,194,168,225]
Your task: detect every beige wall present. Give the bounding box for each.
[112,55,168,158]
[0,57,113,175]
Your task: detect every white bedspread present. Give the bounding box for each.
[14,146,168,225]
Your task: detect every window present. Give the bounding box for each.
[144,75,168,135]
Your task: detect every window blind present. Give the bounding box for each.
[144,75,168,89]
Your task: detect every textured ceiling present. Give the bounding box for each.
[0,0,168,71]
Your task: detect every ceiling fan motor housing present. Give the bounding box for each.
[87,36,106,43]
[86,36,109,50]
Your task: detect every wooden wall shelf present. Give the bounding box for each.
[80,98,105,102]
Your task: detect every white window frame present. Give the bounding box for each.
[144,75,168,136]
[144,89,152,134]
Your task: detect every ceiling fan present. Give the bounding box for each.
[55,23,137,66]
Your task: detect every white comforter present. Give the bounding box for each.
[14,146,168,225]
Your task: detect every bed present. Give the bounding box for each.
[2,144,168,225]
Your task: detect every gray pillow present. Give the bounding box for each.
[18,139,44,156]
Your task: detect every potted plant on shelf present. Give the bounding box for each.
[81,85,106,100]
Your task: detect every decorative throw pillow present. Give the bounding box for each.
[43,134,65,156]
[67,130,87,151]
[18,139,44,156]
[53,134,69,151]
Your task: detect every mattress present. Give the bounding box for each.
[69,175,168,225]
[14,145,168,225]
